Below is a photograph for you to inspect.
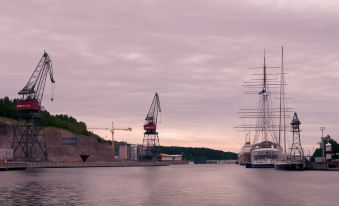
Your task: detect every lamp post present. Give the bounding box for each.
[320,127,326,161]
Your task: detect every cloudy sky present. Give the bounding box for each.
[1,0,339,152]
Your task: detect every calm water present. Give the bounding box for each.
[0,164,338,206]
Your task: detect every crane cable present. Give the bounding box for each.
[159,109,162,124]
[51,83,55,101]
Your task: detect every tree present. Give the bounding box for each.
[313,135,339,158]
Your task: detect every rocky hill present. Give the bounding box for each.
[0,117,114,162]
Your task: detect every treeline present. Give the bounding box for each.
[0,97,16,119]
[0,97,103,140]
[160,146,238,160]
[41,111,90,136]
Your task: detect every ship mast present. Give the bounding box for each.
[254,50,278,144]
[278,47,287,154]
[237,48,293,148]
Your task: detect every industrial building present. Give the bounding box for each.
[115,143,143,161]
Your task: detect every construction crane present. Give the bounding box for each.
[16,51,55,112]
[141,93,161,160]
[12,51,55,162]
[89,122,132,156]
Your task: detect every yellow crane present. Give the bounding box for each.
[88,122,132,149]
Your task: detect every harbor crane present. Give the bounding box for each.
[12,51,55,162]
[141,93,161,160]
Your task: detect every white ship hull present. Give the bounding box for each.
[247,142,281,168]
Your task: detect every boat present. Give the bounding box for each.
[238,141,252,165]
[238,133,252,165]
[250,141,280,168]
[238,49,285,168]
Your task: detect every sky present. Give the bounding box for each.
[1,0,339,152]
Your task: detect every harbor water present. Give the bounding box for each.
[0,164,338,206]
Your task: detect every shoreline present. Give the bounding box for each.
[0,160,189,171]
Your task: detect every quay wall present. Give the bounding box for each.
[0,161,170,170]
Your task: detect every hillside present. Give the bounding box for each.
[0,97,110,144]
[0,117,114,162]
[160,146,238,160]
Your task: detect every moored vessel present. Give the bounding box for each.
[251,141,280,168]
[238,133,252,165]
[238,49,288,168]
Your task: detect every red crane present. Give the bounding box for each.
[141,93,161,160]
[12,51,55,162]
[16,51,55,113]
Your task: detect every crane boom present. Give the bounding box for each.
[144,93,161,134]
[16,52,55,111]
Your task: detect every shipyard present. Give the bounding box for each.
[1,1,339,206]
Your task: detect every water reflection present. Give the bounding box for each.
[1,169,88,205]
[0,165,338,206]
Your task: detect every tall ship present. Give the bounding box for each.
[238,49,288,168]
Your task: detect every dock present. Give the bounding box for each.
[274,161,306,170]
[0,162,27,171]
[0,161,172,171]
[309,162,339,171]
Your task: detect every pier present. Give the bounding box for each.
[0,161,182,171]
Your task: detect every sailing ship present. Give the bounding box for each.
[238,48,289,168]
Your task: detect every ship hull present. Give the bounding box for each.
[247,143,281,169]
[245,162,275,168]
[252,163,274,168]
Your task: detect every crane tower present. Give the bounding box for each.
[141,93,161,160]
[289,112,304,159]
[12,52,55,162]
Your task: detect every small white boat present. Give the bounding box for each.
[238,141,252,165]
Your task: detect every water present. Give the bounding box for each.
[0,164,338,206]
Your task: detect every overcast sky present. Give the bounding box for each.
[1,0,339,152]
